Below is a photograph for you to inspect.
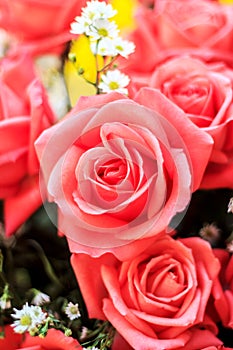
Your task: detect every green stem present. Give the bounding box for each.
[25,239,63,290]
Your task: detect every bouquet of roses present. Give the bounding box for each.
[0,0,233,349]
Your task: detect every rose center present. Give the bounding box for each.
[173,84,205,98]
[97,159,127,185]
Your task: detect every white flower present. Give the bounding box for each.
[114,37,136,58]
[71,1,117,36]
[0,299,11,310]
[90,37,116,56]
[99,70,130,94]
[0,284,11,310]
[31,290,50,306]
[80,326,89,340]
[82,1,117,21]
[11,303,47,334]
[70,15,90,35]
[228,197,233,213]
[87,18,119,40]
[65,302,81,321]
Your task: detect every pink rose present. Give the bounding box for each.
[124,0,233,75]
[71,235,221,350]
[211,249,233,328]
[0,53,55,235]
[147,55,233,189]
[0,0,87,55]
[0,327,82,350]
[36,88,212,260]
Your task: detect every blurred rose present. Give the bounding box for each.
[36,88,212,260]
[211,249,233,328]
[0,53,55,235]
[0,0,87,55]
[147,56,233,189]
[0,325,21,350]
[0,327,82,349]
[71,235,220,350]
[20,329,82,349]
[124,0,233,75]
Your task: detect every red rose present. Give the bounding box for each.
[0,327,82,350]
[71,235,221,350]
[147,56,233,189]
[0,325,21,350]
[36,88,212,260]
[124,0,233,75]
[211,249,233,328]
[0,53,55,235]
[20,329,82,349]
[0,0,87,55]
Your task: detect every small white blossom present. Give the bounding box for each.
[226,239,233,253]
[0,284,11,310]
[65,302,81,321]
[71,0,117,36]
[70,16,90,35]
[0,299,11,310]
[199,222,221,245]
[114,37,136,58]
[87,18,119,40]
[11,303,47,334]
[90,37,116,56]
[99,70,130,94]
[82,1,117,21]
[80,326,89,340]
[31,290,50,306]
[228,197,233,213]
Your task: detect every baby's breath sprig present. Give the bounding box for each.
[10,301,74,338]
[81,321,115,350]
[70,0,135,95]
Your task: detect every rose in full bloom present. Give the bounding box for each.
[71,235,221,350]
[0,327,82,349]
[211,249,233,328]
[124,0,233,75]
[0,53,55,235]
[0,0,87,55]
[146,55,233,189]
[36,88,213,260]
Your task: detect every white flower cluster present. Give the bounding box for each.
[11,302,47,334]
[70,1,135,58]
[70,0,135,95]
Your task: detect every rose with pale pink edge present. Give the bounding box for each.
[71,235,221,350]
[124,0,233,76]
[211,249,233,329]
[0,327,82,349]
[146,55,233,189]
[0,53,55,236]
[35,88,212,260]
[0,0,87,55]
